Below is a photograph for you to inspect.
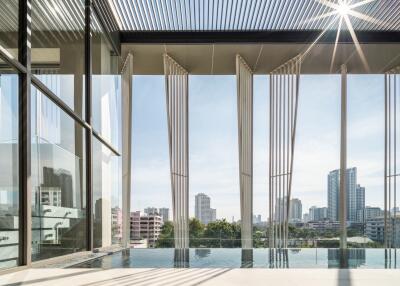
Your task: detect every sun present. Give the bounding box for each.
[337,2,351,16]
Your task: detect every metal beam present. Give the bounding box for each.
[120,30,400,44]
[18,0,32,267]
[85,0,93,252]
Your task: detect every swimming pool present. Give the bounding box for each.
[71,248,399,269]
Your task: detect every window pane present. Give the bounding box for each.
[92,11,121,149]
[0,0,18,57]
[0,70,19,269]
[31,85,87,261]
[31,0,85,116]
[189,75,239,247]
[132,75,171,247]
[348,74,384,247]
[92,137,122,248]
[290,75,341,247]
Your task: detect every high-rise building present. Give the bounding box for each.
[289,198,302,223]
[355,185,365,222]
[195,193,216,224]
[303,213,310,223]
[158,208,170,222]
[144,207,158,215]
[327,167,358,222]
[309,206,327,221]
[357,206,383,223]
[253,214,262,224]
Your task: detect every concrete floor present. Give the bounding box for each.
[1,268,400,286]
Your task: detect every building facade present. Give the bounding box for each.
[289,198,302,223]
[327,168,360,222]
[309,206,327,221]
[195,193,216,225]
[130,211,163,247]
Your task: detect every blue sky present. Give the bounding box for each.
[131,74,384,220]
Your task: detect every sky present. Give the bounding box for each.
[131,73,385,221]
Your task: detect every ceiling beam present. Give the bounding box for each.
[120,30,400,44]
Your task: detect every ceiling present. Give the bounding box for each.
[109,0,400,31]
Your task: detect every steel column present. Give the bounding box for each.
[18,0,32,267]
[85,0,93,251]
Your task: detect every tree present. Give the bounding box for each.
[189,218,205,247]
[156,221,174,248]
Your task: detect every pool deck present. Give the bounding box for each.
[1,268,400,286]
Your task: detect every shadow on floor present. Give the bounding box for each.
[337,269,352,286]
[4,269,101,286]
[81,268,232,286]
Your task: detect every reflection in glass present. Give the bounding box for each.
[92,137,122,248]
[0,72,19,269]
[31,0,85,116]
[92,10,121,148]
[31,85,87,261]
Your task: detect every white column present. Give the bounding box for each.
[236,55,253,250]
[340,64,347,249]
[121,53,133,248]
[164,54,189,251]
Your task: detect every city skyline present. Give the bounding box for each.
[132,75,384,219]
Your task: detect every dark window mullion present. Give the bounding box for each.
[18,0,32,267]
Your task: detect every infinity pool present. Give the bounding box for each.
[72,248,399,269]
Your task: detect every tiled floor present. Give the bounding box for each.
[1,268,400,286]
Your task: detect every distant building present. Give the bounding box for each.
[303,213,310,223]
[111,207,122,244]
[357,206,383,223]
[289,198,302,223]
[327,167,358,222]
[309,206,327,221]
[307,220,340,231]
[158,207,170,222]
[355,185,365,223]
[253,214,262,224]
[130,211,163,247]
[195,193,216,224]
[144,207,158,215]
[365,216,400,247]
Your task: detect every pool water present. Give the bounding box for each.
[72,248,399,269]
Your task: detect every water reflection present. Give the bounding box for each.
[268,248,289,268]
[195,248,211,258]
[328,249,366,268]
[72,248,400,269]
[174,249,189,268]
[241,249,253,268]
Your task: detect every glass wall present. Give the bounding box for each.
[289,75,341,248]
[253,75,269,247]
[92,11,121,148]
[189,75,239,247]
[131,75,171,247]
[92,137,122,248]
[31,86,87,261]
[0,68,19,269]
[348,74,385,247]
[31,0,85,116]
[91,8,122,249]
